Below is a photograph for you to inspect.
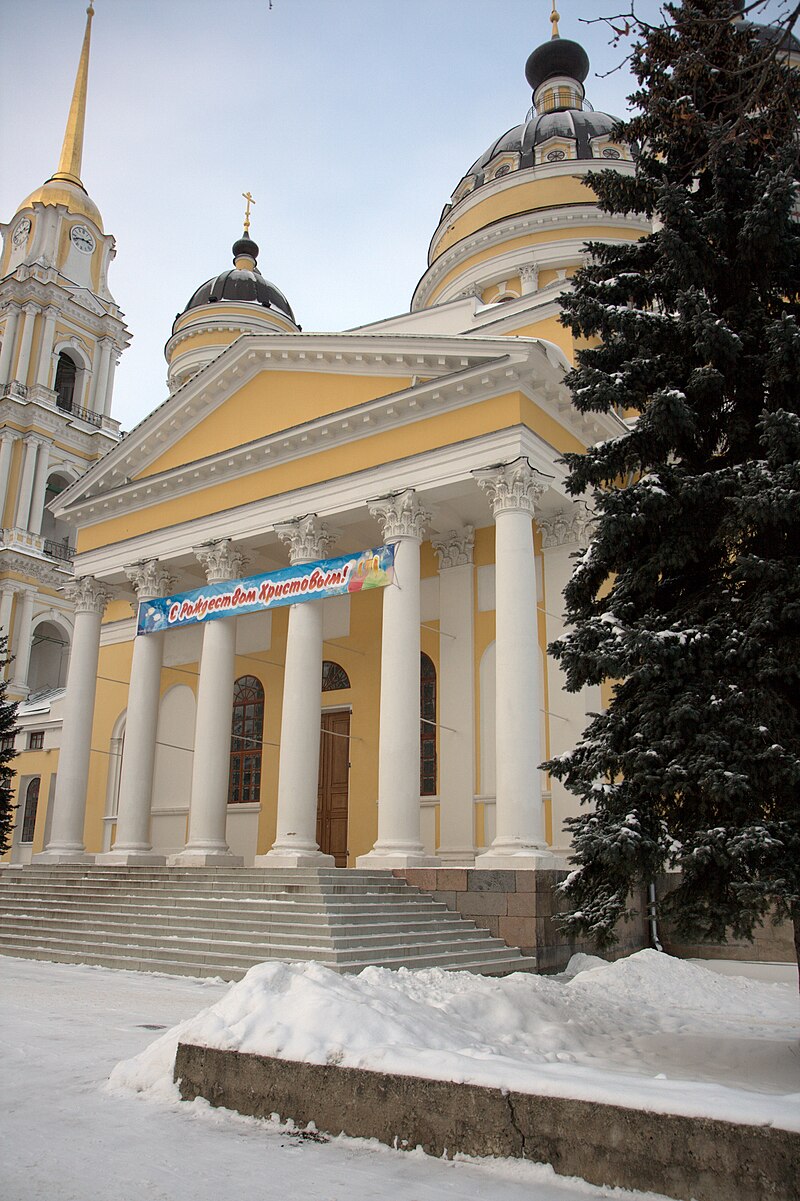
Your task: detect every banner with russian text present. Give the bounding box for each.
[136,543,396,635]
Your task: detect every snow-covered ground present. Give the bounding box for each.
[2,952,797,1201]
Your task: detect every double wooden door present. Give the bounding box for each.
[317,710,350,867]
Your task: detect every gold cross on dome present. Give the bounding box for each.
[242,191,256,232]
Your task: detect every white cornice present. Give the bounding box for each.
[414,205,651,311]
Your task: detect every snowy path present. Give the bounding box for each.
[1,956,670,1201]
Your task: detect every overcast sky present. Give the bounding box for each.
[0,1,785,431]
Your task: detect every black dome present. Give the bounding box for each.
[467,107,619,176]
[184,269,295,322]
[232,232,259,260]
[740,17,800,54]
[525,38,590,95]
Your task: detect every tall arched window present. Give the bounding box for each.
[54,351,78,411]
[228,675,264,804]
[20,778,40,843]
[420,653,437,796]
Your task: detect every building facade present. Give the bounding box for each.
[3,7,652,870]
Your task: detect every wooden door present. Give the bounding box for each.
[317,710,350,867]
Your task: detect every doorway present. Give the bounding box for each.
[317,710,350,867]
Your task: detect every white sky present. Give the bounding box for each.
[0,0,785,431]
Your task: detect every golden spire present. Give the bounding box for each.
[242,191,256,233]
[50,3,95,190]
[551,0,561,39]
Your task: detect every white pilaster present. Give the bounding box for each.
[0,307,21,384]
[35,307,58,388]
[259,515,335,867]
[170,539,244,866]
[432,526,476,864]
[0,588,15,679]
[15,303,39,386]
[11,587,36,691]
[540,503,599,859]
[27,441,51,537]
[0,430,17,524]
[14,435,41,530]
[102,349,118,416]
[98,561,175,865]
[474,459,557,868]
[90,339,111,414]
[35,576,111,863]
[357,488,439,869]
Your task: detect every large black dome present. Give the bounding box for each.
[467,107,619,176]
[184,269,296,322]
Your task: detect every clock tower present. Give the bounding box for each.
[0,2,130,710]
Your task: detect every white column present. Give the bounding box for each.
[357,488,438,869]
[27,440,51,536]
[0,430,17,524]
[35,307,58,388]
[259,515,334,867]
[473,459,557,868]
[432,527,476,864]
[0,585,20,680]
[35,576,111,862]
[102,349,118,416]
[90,339,111,414]
[14,435,41,529]
[519,263,539,295]
[15,303,39,387]
[11,587,36,691]
[98,561,175,865]
[540,503,598,859]
[0,307,21,385]
[171,539,244,866]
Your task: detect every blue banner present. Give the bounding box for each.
[136,543,396,635]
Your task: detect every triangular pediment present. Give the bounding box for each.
[64,284,106,316]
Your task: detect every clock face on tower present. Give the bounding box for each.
[70,224,95,254]
[12,218,31,247]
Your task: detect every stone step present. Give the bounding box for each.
[0,894,455,921]
[0,878,415,897]
[0,867,398,886]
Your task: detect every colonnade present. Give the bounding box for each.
[35,459,564,870]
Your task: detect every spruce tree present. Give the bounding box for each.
[545,0,800,968]
[0,635,19,854]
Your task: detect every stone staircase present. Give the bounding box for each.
[0,865,536,979]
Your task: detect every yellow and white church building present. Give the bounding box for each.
[1,4,652,872]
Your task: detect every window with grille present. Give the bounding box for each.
[0,733,15,752]
[420,653,437,796]
[321,660,351,692]
[228,675,264,804]
[21,777,40,843]
[27,731,44,750]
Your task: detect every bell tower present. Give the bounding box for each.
[0,3,130,702]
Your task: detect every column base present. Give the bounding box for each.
[436,847,477,866]
[32,848,95,865]
[474,846,560,871]
[167,850,244,867]
[356,849,440,870]
[254,849,335,868]
[96,850,167,866]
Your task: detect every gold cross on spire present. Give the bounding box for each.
[551,0,560,39]
[242,191,256,233]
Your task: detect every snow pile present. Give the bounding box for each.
[109,950,800,1130]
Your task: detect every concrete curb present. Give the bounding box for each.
[174,1043,799,1201]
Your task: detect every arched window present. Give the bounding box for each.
[321,660,350,692]
[420,653,437,796]
[20,778,40,843]
[228,675,264,804]
[54,352,78,411]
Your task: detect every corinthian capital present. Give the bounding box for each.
[275,514,335,564]
[432,525,475,569]
[368,488,430,543]
[194,538,245,583]
[539,502,594,549]
[473,458,548,518]
[63,575,112,615]
[125,560,176,601]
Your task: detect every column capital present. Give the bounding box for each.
[21,301,41,316]
[0,428,19,445]
[519,263,539,293]
[539,502,594,549]
[473,458,549,518]
[432,525,475,569]
[63,575,112,615]
[275,514,334,565]
[194,537,245,583]
[125,559,176,601]
[368,488,430,543]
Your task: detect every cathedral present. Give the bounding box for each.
[0,2,655,873]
